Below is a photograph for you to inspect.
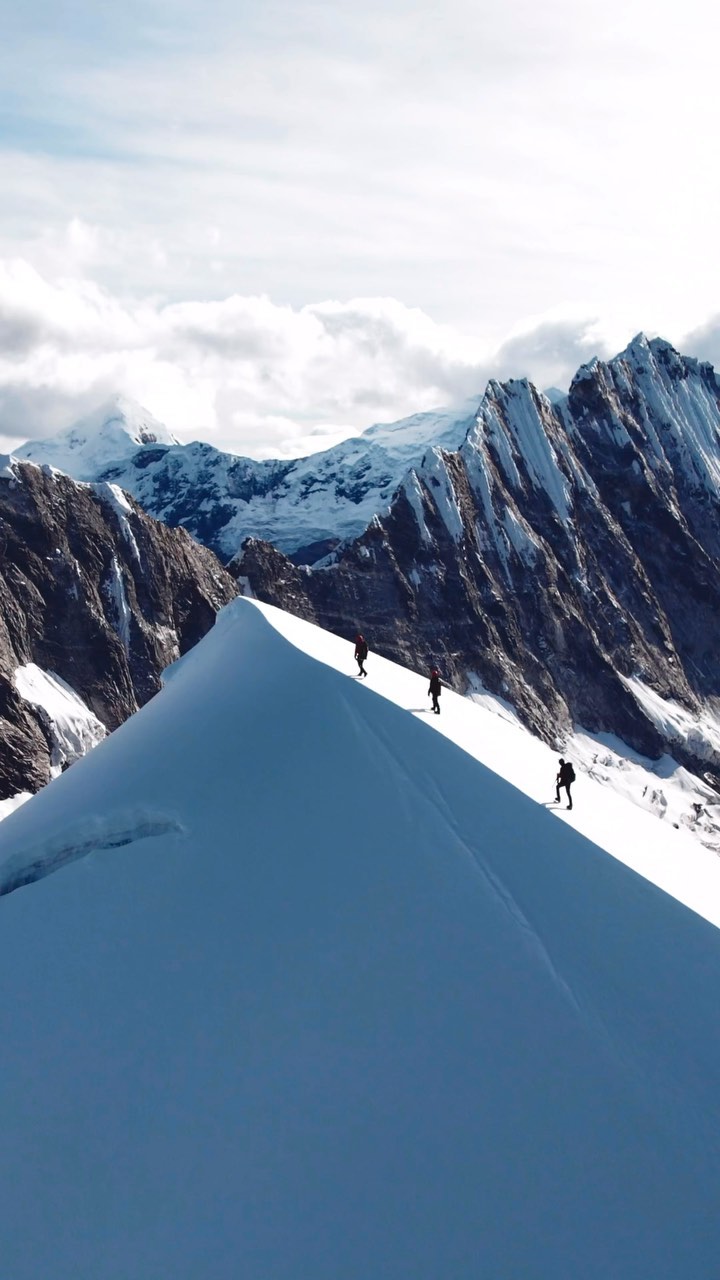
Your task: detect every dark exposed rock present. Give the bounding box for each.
[0,462,238,800]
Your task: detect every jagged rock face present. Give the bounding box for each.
[235,338,720,786]
[0,461,238,799]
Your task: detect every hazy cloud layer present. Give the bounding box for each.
[0,259,616,456]
[2,0,718,458]
[2,258,718,460]
[1,0,718,342]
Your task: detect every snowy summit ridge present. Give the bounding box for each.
[15,394,179,481]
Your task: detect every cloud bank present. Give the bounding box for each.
[0,256,648,458]
[2,0,718,460]
[2,254,719,460]
[2,0,719,356]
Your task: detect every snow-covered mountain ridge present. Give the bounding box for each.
[1,597,719,1278]
[17,396,480,562]
[12,334,720,798]
[251,603,720,878]
[13,335,720,568]
[237,336,720,793]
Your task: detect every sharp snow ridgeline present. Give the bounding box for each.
[1,599,720,1278]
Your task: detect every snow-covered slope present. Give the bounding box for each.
[1,599,719,1279]
[13,663,106,770]
[252,603,720,919]
[15,394,179,480]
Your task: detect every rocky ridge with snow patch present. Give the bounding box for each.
[0,458,237,798]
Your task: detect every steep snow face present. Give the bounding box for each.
[622,676,720,768]
[1,598,719,1280]
[415,447,466,541]
[15,395,179,481]
[476,379,574,521]
[450,378,584,571]
[13,665,106,771]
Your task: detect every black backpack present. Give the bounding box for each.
[565,762,576,783]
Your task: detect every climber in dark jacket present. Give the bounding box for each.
[555,758,575,809]
[428,668,442,715]
[354,633,368,677]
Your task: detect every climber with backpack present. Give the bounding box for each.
[555,758,575,809]
[354,633,369,678]
[428,668,442,715]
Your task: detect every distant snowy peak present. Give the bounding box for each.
[18,396,481,562]
[15,395,180,481]
[543,386,567,406]
[462,375,578,528]
[359,399,481,456]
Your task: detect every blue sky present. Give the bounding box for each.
[1,0,719,454]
